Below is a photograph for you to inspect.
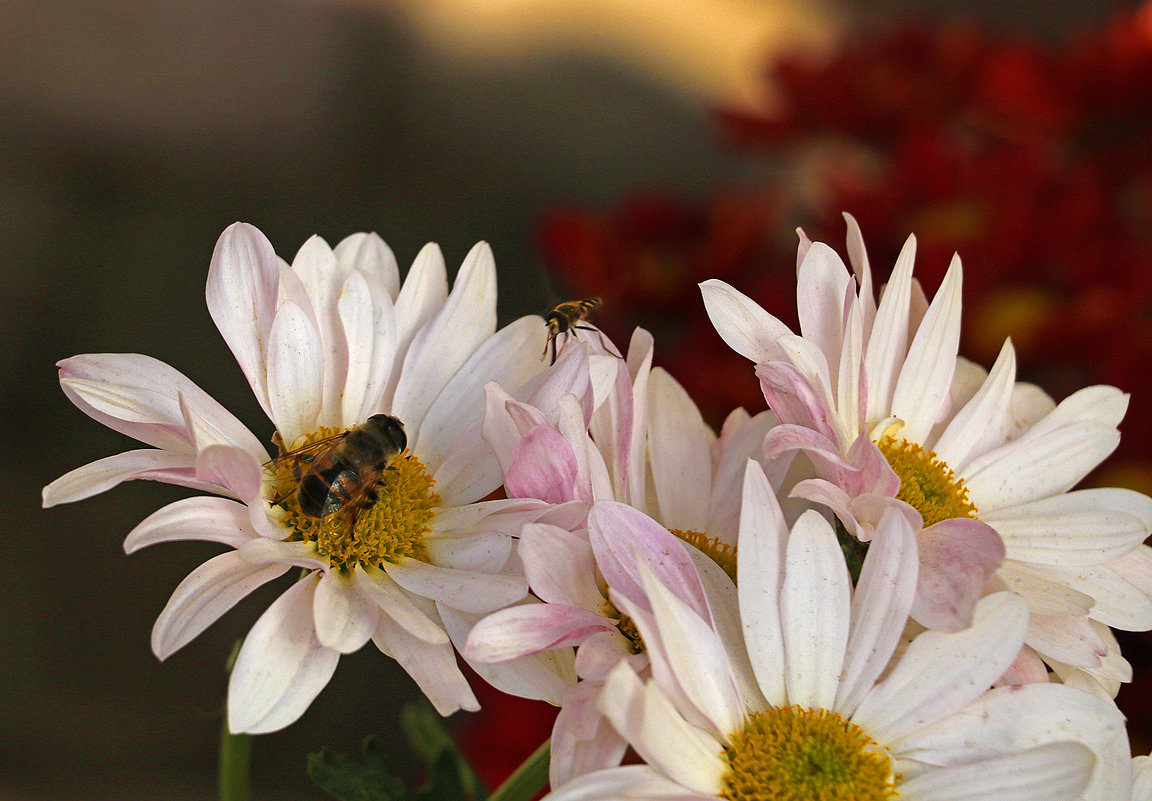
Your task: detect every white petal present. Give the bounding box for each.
[636,560,744,739]
[291,236,348,424]
[894,683,1130,801]
[931,338,1016,471]
[353,566,448,644]
[898,742,1093,801]
[373,606,479,715]
[416,316,544,476]
[699,279,792,364]
[464,602,614,661]
[853,592,1028,742]
[152,551,291,659]
[334,232,400,299]
[549,682,629,787]
[338,267,397,424]
[796,242,851,382]
[520,523,604,609]
[265,300,323,445]
[431,429,504,506]
[313,569,379,653]
[737,460,789,705]
[125,496,256,553]
[1032,563,1152,630]
[384,558,526,614]
[206,223,280,417]
[836,505,919,716]
[58,353,265,456]
[227,574,340,733]
[890,254,962,443]
[863,234,916,423]
[647,368,712,533]
[780,509,851,710]
[391,242,497,438]
[441,604,573,704]
[962,423,1121,510]
[598,662,726,796]
[544,765,707,801]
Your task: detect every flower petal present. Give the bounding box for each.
[333,232,399,300]
[598,662,726,796]
[384,558,526,614]
[265,300,323,446]
[699,278,793,364]
[205,223,280,417]
[43,448,215,507]
[890,254,962,444]
[911,518,1004,631]
[780,509,851,710]
[124,496,256,553]
[520,523,604,609]
[313,569,379,653]
[373,605,479,715]
[338,267,398,425]
[853,592,1028,743]
[737,460,788,705]
[863,234,916,424]
[464,602,615,662]
[391,242,497,438]
[227,573,340,734]
[647,368,712,533]
[152,551,291,660]
[897,742,1093,801]
[353,566,448,644]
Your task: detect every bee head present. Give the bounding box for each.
[367,414,408,454]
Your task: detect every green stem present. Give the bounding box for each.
[487,739,551,801]
[218,720,252,801]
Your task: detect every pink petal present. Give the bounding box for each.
[505,424,582,503]
[911,518,1005,631]
[587,502,708,619]
[464,602,616,661]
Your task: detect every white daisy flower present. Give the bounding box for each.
[544,460,1133,801]
[43,222,575,733]
[700,215,1152,690]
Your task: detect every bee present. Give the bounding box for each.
[266,414,408,525]
[542,297,602,364]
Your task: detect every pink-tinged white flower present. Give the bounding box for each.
[700,215,1152,690]
[472,330,786,784]
[42,222,574,733]
[544,460,1133,801]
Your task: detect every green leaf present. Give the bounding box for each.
[401,701,487,800]
[307,737,406,801]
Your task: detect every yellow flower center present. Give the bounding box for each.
[670,528,738,585]
[270,426,440,572]
[721,706,898,801]
[875,436,978,527]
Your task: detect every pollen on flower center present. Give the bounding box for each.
[721,706,898,801]
[670,528,738,584]
[601,598,645,654]
[270,427,440,572]
[875,436,978,527]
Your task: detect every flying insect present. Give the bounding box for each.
[542,297,603,364]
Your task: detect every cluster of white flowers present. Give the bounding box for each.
[45,218,1152,800]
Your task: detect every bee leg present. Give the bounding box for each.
[549,334,558,365]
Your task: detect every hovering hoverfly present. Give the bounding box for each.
[542,297,602,364]
[265,414,408,527]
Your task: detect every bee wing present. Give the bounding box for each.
[263,432,348,471]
